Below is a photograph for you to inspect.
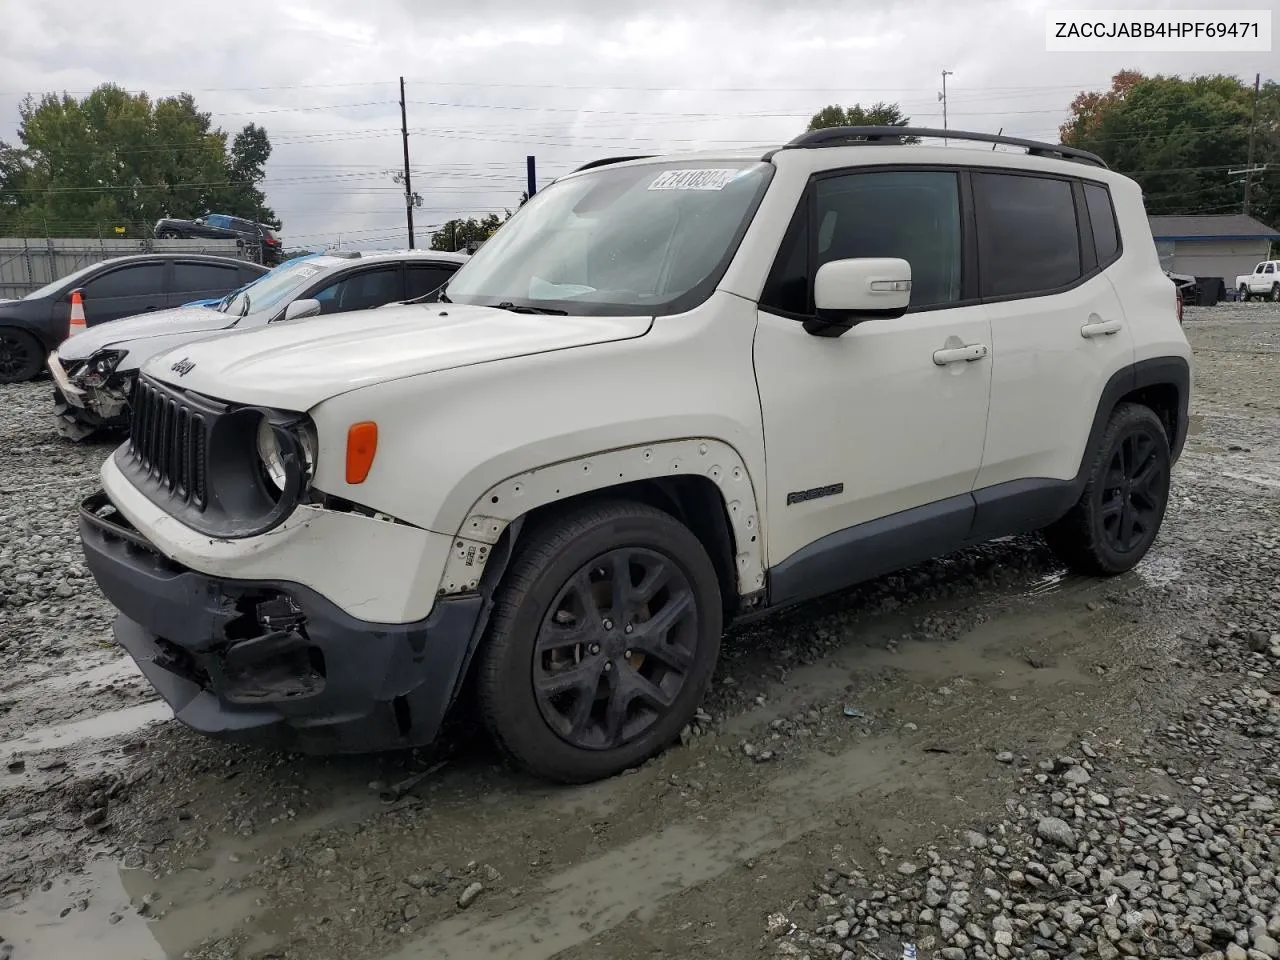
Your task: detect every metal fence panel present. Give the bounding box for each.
[0,238,251,298]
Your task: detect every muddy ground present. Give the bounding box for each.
[1,303,1278,960]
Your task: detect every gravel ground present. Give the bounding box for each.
[0,302,1277,960]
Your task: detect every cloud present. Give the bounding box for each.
[0,0,1270,248]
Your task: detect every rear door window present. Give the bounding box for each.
[405,264,459,300]
[973,172,1083,298]
[173,262,241,296]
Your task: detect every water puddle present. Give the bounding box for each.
[0,699,172,755]
[1,859,168,960]
[1,854,273,960]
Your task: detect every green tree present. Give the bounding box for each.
[429,193,528,251]
[1,83,278,237]
[806,102,919,142]
[1060,71,1279,228]
[430,213,503,252]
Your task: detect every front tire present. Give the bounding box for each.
[1239,285,1250,302]
[477,500,723,784]
[0,328,42,384]
[1043,402,1172,576]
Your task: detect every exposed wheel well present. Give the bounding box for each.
[1118,382,1180,452]
[449,476,739,716]
[510,477,740,619]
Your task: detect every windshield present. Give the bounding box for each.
[222,260,326,318]
[22,260,112,301]
[444,160,773,316]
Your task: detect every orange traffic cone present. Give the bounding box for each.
[68,289,86,335]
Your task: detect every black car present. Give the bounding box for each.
[0,253,268,384]
[155,214,284,265]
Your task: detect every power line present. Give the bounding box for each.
[0,79,1120,98]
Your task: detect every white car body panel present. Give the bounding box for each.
[144,304,654,411]
[100,454,453,623]
[56,305,236,367]
[101,140,1192,629]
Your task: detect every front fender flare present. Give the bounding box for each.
[436,438,765,599]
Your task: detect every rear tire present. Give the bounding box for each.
[1271,283,1279,302]
[157,229,180,239]
[0,328,43,384]
[477,500,722,784]
[1043,402,1171,576]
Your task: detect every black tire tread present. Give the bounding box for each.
[477,499,721,783]
[1043,401,1170,576]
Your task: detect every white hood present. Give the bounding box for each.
[142,303,653,410]
[57,306,235,363]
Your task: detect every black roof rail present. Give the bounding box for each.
[569,155,656,174]
[776,126,1107,169]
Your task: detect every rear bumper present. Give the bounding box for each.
[78,491,486,753]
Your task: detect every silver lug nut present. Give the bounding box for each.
[604,661,613,672]
[624,623,634,634]
[603,618,614,630]
[588,642,600,655]
[624,649,632,659]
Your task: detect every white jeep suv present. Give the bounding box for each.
[78,127,1192,784]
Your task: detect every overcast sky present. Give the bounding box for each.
[0,0,1272,250]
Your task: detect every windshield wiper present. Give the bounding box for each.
[239,295,252,317]
[493,301,568,316]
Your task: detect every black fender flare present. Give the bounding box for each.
[1073,355,1191,493]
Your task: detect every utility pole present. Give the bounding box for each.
[1244,72,1261,216]
[939,70,953,145]
[399,76,415,248]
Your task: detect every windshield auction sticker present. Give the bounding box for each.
[647,168,743,191]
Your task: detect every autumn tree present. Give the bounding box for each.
[806,102,919,142]
[0,83,278,236]
[1060,71,1278,226]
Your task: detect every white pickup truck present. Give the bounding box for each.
[1236,260,1280,301]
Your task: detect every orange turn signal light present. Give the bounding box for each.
[345,421,378,484]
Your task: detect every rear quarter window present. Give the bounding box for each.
[1083,183,1121,267]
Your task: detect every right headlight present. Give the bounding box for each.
[253,414,316,498]
[256,418,287,492]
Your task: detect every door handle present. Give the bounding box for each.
[933,343,989,365]
[1081,317,1121,338]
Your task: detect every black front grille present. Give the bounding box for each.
[128,378,208,508]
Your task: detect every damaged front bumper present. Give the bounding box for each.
[48,352,132,440]
[77,491,487,754]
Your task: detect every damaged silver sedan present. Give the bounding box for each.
[48,249,468,441]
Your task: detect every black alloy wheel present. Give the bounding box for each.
[1098,429,1166,555]
[532,547,699,751]
[0,329,41,384]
